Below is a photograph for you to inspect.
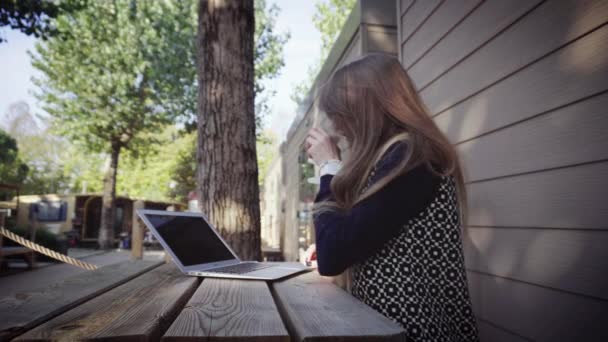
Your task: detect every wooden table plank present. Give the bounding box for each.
[0,259,162,341]
[162,278,289,342]
[12,262,198,341]
[271,271,406,341]
[0,250,145,297]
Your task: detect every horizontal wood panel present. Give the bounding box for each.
[458,91,608,182]
[436,22,608,144]
[14,263,194,341]
[420,0,608,115]
[399,0,414,16]
[408,0,542,89]
[271,271,406,341]
[467,271,608,341]
[401,0,481,68]
[0,251,144,296]
[464,227,608,300]
[0,260,162,341]
[467,162,608,229]
[163,277,288,341]
[400,0,441,44]
[477,320,529,342]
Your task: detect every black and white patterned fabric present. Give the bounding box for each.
[351,174,479,342]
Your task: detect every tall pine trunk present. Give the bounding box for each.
[197,0,261,261]
[98,142,120,249]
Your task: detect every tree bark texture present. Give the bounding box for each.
[197,0,261,261]
[98,142,120,249]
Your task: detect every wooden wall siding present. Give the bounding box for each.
[467,161,608,230]
[399,0,442,45]
[399,0,413,16]
[419,0,608,116]
[467,271,608,341]
[435,23,608,145]
[457,91,608,182]
[407,0,543,90]
[397,0,608,340]
[464,227,608,300]
[400,0,482,68]
[477,320,530,342]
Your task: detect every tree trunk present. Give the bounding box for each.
[98,142,120,249]
[197,0,261,261]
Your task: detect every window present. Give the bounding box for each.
[30,200,68,222]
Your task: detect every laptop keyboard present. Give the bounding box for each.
[209,262,273,274]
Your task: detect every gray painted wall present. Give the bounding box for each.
[397,0,608,340]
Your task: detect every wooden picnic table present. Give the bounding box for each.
[0,259,406,341]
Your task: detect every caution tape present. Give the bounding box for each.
[0,226,98,271]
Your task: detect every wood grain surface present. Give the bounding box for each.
[13,262,198,341]
[162,277,288,341]
[0,259,162,341]
[271,271,406,341]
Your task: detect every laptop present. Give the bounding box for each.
[136,209,309,280]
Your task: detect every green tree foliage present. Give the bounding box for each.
[0,128,29,189]
[143,0,288,132]
[30,0,199,247]
[167,132,197,203]
[1,101,73,194]
[2,101,106,195]
[290,0,356,105]
[0,0,86,42]
[254,0,289,128]
[165,129,277,198]
[23,0,286,212]
[257,129,278,185]
[31,1,196,153]
[117,127,194,202]
[116,0,288,201]
[313,0,356,56]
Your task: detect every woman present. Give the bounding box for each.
[306,53,479,342]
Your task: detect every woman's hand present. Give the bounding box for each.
[306,127,341,166]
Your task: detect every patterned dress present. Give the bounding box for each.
[351,174,479,341]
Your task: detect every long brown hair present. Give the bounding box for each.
[314,53,467,224]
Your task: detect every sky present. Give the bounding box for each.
[0,1,321,142]
[0,30,43,125]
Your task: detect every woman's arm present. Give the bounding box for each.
[313,145,440,276]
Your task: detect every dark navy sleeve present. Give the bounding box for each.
[313,143,441,276]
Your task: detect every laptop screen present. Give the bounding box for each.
[145,214,236,266]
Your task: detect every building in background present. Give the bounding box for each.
[7,193,181,244]
[260,153,284,250]
[262,0,608,340]
[262,0,398,262]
